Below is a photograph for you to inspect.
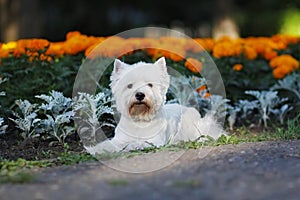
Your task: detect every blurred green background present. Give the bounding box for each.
[0,0,300,42]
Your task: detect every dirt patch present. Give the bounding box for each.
[0,132,84,160]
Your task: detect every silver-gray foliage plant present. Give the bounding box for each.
[35,91,75,143]
[5,72,299,139]
[0,77,7,97]
[0,118,8,135]
[271,73,300,100]
[9,99,40,139]
[169,76,230,120]
[36,90,73,116]
[245,90,289,128]
[73,92,115,146]
[227,99,259,130]
[168,75,198,106]
[228,90,291,129]
[8,90,116,143]
[205,95,230,120]
[227,73,297,129]
[0,77,8,134]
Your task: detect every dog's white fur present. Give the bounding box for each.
[85,57,225,155]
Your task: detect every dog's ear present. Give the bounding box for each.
[155,57,170,95]
[110,59,127,90]
[155,57,167,71]
[113,59,126,74]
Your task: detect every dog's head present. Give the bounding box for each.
[110,57,170,121]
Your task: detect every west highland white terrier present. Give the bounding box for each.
[86,57,225,155]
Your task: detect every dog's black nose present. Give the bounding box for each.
[135,92,145,101]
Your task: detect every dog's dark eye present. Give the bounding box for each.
[148,83,153,88]
[127,84,133,89]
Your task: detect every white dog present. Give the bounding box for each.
[85,57,225,155]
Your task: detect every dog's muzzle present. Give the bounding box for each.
[129,92,151,118]
[129,101,150,116]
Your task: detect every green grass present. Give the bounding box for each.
[0,158,51,184]
[0,150,96,184]
[173,179,201,188]
[274,114,300,140]
[0,171,36,184]
[54,149,97,166]
[108,179,129,186]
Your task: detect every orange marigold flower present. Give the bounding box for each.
[196,85,206,93]
[196,84,210,98]
[184,38,204,53]
[243,45,257,60]
[272,66,291,79]
[1,41,17,51]
[195,38,215,52]
[269,54,299,79]
[46,42,65,56]
[184,57,203,73]
[0,41,15,58]
[29,39,50,50]
[212,41,241,58]
[157,38,186,61]
[269,54,299,69]
[250,42,265,55]
[13,39,49,57]
[85,42,100,58]
[233,64,243,71]
[146,45,185,62]
[63,34,93,55]
[271,34,299,49]
[66,31,82,40]
[164,49,185,62]
[40,54,52,62]
[84,37,106,58]
[204,92,211,98]
[86,36,134,58]
[0,48,9,58]
[0,43,12,58]
[218,36,232,42]
[263,48,278,60]
[145,48,160,59]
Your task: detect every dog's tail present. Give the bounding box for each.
[198,114,227,140]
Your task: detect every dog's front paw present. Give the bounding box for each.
[84,140,120,155]
[123,141,154,152]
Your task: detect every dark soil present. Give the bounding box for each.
[0,132,84,161]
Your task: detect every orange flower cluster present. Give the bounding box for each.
[0,31,105,59]
[0,43,9,58]
[61,31,104,55]
[212,37,242,58]
[0,39,52,61]
[195,84,211,98]
[85,36,144,58]
[0,32,299,78]
[233,64,243,71]
[211,35,300,60]
[184,57,203,73]
[1,32,299,60]
[269,54,299,79]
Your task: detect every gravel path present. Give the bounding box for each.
[1,140,300,200]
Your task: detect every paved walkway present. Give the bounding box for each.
[1,140,300,200]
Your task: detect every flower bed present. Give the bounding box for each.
[1,31,299,77]
[0,31,299,144]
